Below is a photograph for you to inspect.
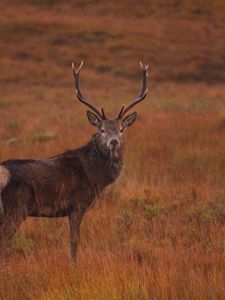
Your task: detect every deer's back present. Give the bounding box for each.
[0,153,89,216]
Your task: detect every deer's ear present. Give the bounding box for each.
[87,111,102,128]
[122,112,137,129]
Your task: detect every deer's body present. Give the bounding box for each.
[0,131,124,259]
[2,135,123,218]
[0,62,148,261]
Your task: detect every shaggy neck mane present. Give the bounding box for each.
[81,133,124,185]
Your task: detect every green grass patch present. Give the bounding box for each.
[32,130,56,143]
[7,232,35,256]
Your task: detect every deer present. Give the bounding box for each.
[0,61,148,261]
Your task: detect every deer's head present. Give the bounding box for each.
[72,61,148,156]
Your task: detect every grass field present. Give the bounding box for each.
[0,1,225,299]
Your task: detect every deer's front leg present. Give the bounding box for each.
[68,210,84,262]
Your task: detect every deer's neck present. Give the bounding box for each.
[82,134,124,187]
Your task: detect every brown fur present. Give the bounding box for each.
[0,121,126,261]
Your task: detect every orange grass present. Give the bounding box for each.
[0,1,225,299]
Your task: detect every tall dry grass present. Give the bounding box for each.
[0,1,225,299]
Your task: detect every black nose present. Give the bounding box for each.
[110,139,119,147]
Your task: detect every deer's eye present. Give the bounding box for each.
[101,129,105,133]
[120,128,124,133]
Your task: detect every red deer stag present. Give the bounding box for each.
[0,62,148,261]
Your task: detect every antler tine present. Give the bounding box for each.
[101,107,106,120]
[118,62,149,119]
[72,61,104,119]
[117,105,125,119]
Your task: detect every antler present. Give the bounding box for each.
[72,61,106,119]
[117,62,149,119]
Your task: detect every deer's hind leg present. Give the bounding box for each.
[0,180,34,260]
[0,192,4,222]
[0,208,27,260]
